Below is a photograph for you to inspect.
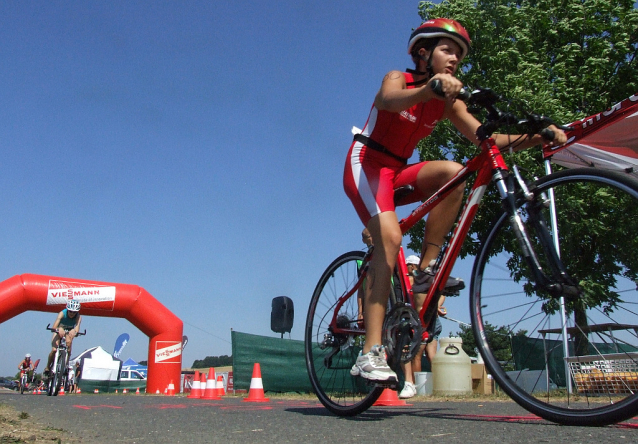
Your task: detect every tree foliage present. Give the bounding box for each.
[405,1,638,341]
[192,355,232,369]
[407,0,638,256]
[456,321,527,363]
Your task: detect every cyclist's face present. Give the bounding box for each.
[430,38,462,75]
[68,310,78,317]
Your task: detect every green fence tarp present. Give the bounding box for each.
[232,331,312,393]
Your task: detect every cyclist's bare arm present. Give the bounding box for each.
[447,96,567,150]
[374,71,461,112]
[70,315,82,337]
[52,312,65,337]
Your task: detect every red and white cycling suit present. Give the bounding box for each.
[19,361,31,375]
[343,72,445,225]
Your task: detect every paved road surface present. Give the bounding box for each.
[2,391,637,443]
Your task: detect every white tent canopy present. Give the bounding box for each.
[71,346,122,381]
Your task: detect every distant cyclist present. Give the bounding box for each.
[17,353,33,390]
[45,300,83,374]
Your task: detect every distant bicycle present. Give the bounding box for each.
[45,324,85,396]
[19,370,30,395]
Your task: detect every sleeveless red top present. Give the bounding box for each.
[361,72,445,160]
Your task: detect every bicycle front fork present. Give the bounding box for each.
[494,168,580,298]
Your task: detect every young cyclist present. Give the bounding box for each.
[344,18,567,382]
[46,300,83,374]
[17,353,34,391]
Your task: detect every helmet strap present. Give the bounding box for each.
[406,55,434,87]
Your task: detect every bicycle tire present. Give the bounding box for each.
[53,349,66,396]
[20,378,24,395]
[305,250,383,416]
[471,167,638,426]
[47,375,54,396]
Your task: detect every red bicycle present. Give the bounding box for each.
[305,84,638,426]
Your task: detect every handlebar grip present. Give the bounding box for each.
[430,79,470,102]
[540,128,555,141]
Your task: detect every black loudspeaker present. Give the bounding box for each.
[271,296,294,335]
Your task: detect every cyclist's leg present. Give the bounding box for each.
[46,333,60,372]
[413,160,465,267]
[66,333,74,363]
[362,211,402,353]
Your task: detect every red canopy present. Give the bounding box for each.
[543,94,638,178]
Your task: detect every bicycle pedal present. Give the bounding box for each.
[442,289,461,296]
[371,379,399,390]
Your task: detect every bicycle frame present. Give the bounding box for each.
[328,135,509,337]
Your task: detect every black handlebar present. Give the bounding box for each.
[46,323,87,336]
[429,79,570,142]
[429,79,471,102]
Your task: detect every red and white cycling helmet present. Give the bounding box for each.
[67,299,81,312]
[407,18,471,60]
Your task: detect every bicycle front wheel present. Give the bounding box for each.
[53,350,66,396]
[305,251,383,416]
[471,168,638,426]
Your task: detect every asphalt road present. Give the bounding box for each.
[2,391,637,443]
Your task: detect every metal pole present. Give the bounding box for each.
[544,159,573,395]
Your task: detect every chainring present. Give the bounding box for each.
[382,302,423,368]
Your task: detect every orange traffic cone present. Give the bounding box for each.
[201,369,220,400]
[94,388,99,394]
[135,387,140,395]
[77,387,81,394]
[166,380,175,396]
[59,386,65,396]
[187,371,201,399]
[373,388,409,406]
[122,388,128,394]
[243,363,269,402]
[216,375,226,396]
[115,389,118,394]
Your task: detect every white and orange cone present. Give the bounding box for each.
[187,371,201,399]
[166,380,175,396]
[201,369,220,400]
[216,375,226,396]
[243,363,269,402]
[373,388,409,407]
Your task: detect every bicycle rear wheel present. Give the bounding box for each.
[305,251,383,416]
[471,168,638,426]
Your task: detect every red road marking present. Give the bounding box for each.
[73,405,123,410]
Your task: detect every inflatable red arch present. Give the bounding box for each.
[0,274,183,394]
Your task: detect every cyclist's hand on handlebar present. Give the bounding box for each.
[540,124,568,147]
[427,74,464,102]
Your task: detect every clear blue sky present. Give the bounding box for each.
[0,0,477,377]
